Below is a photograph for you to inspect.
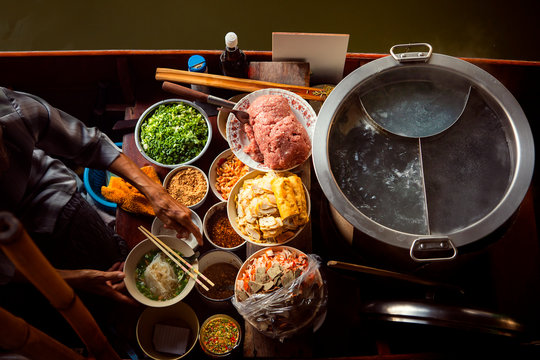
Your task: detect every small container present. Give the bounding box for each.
[203,202,245,251]
[151,209,202,250]
[188,55,210,94]
[199,314,242,357]
[219,32,248,78]
[163,165,209,210]
[195,249,242,306]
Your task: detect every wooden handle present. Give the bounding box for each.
[156,68,329,101]
[327,260,464,293]
[0,212,122,360]
[162,81,210,103]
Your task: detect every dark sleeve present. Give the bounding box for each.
[9,89,121,169]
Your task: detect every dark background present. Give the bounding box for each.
[1,0,539,61]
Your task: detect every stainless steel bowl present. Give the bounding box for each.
[135,98,212,168]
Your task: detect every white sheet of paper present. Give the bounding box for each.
[152,323,190,355]
[272,32,350,85]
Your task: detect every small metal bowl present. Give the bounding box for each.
[203,202,246,251]
[163,165,209,210]
[135,98,212,168]
[199,314,242,358]
[195,249,243,304]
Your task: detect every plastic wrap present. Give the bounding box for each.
[232,253,328,341]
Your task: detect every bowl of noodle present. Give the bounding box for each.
[124,235,198,307]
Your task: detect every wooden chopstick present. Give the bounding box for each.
[155,67,329,101]
[137,226,213,291]
[138,226,214,287]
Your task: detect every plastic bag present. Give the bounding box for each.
[232,253,328,341]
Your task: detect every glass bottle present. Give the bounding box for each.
[219,32,248,78]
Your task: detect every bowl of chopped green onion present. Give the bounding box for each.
[135,99,212,168]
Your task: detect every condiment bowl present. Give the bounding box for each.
[217,93,247,140]
[226,170,311,247]
[135,98,212,168]
[124,235,198,307]
[195,249,243,304]
[199,314,242,357]
[226,88,316,172]
[151,209,202,250]
[136,302,199,359]
[163,165,209,210]
[208,148,250,202]
[203,202,246,251]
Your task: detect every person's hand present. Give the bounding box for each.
[108,153,203,246]
[58,262,138,306]
[148,186,204,246]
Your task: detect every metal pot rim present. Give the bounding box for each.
[313,51,535,254]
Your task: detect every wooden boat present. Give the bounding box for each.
[1,49,540,359]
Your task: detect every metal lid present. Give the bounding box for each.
[313,44,535,260]
[362,300,524,337]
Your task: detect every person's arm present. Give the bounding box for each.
[9,262,137,305]
[108,153,203,245]
[57,262,138,305]
[7,89,202,245]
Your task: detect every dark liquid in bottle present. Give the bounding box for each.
[220,47,248,78]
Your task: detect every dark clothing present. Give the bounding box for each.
[0,87,120,234]
[0,87,123,282]
[32,192,128,271]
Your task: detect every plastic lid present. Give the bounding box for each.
[225,32,238,48]
[188,55,206,72]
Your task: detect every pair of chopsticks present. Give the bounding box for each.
[138,226,214,291]
[155,67,329,101]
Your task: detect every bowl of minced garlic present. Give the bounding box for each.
[164,165,209,209]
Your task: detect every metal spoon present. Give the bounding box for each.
[162,81,250,124]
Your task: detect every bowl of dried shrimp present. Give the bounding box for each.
[208,148,250,202]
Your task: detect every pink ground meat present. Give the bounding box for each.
[243,95,311,170]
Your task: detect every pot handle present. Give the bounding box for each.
[409,237,457,262]
[390,43,433,63]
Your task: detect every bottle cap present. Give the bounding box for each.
[225,32,238,48]
[188,55,207,72]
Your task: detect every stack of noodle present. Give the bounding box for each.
[144,253,178,299]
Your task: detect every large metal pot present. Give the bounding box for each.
[313,44,534,262]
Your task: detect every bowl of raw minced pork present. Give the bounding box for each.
[226,88,316,172]
[135,99,212,168]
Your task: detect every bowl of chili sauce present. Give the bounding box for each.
[199,314,242,357]
[203,202,246,251]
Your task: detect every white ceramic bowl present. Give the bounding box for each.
[136,302,199,359]
[151,210,202,250]
[124,235,198,307]
[135,99,212,168]
[217,93,248,140]
[226,170,311,247]
[195,249,243,303]
[163,165,209,210]
[203,202,246,251]
[226,88,317,172]
[208,148,250,202]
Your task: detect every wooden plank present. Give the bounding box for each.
[248,61,310,87]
